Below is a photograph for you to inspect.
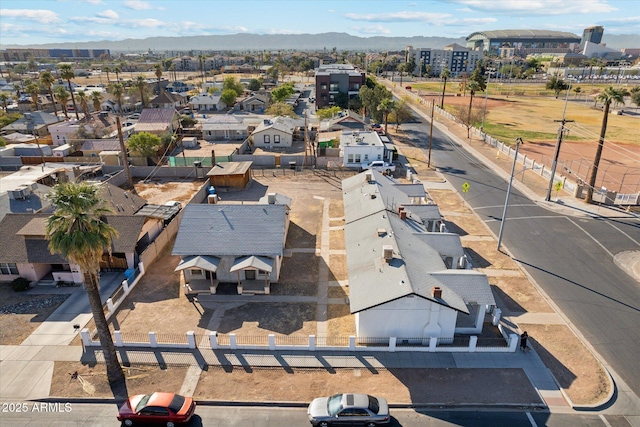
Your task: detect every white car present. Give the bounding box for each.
[362,161,396,174]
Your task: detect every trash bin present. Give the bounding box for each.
[289,161,297,170]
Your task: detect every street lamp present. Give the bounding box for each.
[481,68,494,137]
[497,137,523,251]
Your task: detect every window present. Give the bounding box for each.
[354,154,361,163]
[264,135,270,143]
[0,263,18,275]
[364,154,369,161]
[274,135,280,144]
[377,154,382,160]
[190,269,203,276]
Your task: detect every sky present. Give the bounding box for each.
[0,0,639,46]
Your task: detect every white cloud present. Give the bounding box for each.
[173,21,248,35]
[127,18,165,28]
[328,9,336,13]
[267,29,302,35]
[450,0,617,15]
[345,11,451,23]
[353,25,391,35]
[97,9,119,19]
[0,8,61,24]
[82,0,103,4]
[123,0,154,10]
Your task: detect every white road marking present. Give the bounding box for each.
[525,411,538,426]
[567,218,614,258]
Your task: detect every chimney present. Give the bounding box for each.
[267,193,276,204]
[399,206,406,220]
[432,286,442,299]
[211,149,216,165]
[382,245,393,262]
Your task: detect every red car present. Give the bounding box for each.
[117,392,196,427]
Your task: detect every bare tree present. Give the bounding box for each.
[452,104,485,139]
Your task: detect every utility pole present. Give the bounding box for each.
[545,81,574,202]
[115,116,135,192]
[427,100,434,168]
[497,137,523,252]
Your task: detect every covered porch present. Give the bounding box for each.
[175,255,220,294]
[229,255,273,295]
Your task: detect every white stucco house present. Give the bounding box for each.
[250,116,294,148]
[189,93,226,112]
[342,170,496,342]
[340,130,392,169]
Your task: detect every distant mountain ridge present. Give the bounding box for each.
[1,32,637,52]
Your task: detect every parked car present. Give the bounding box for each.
[362,160,396,174]
[307,393,390,426]
[117,392,196,427]
[128,113,141,120]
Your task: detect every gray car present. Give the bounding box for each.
[307,393,390,426]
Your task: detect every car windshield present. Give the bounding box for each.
[135,394,153,412]
[168,394,185,413]
[368,395,380,414]
[327,394,344,416]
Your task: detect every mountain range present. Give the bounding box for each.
[1,32,638,52]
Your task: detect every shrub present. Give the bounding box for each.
[11,277,30,292]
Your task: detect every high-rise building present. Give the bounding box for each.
[580,26,604,50]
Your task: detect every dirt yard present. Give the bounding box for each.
[0,284,71,345]
[133,179,205,205]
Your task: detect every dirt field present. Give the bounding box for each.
[133,179,205,205]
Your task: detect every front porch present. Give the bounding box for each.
[183,279,270,295]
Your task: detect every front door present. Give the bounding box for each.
[245,270,256,280]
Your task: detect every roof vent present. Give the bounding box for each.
[432,286,442,299]
[377,228,386,237]
[267,193,276,204]
[365,172,373,182]
[382,245,393,262]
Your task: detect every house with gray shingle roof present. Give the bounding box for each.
[134,108,180,135]
[342,170,496,342]
[172,203,289,295]
[250,116,295,148]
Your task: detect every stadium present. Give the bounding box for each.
[466,30,582,56]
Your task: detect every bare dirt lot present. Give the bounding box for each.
[134,179,205,205]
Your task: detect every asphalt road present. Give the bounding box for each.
[0,402,624,426]
[400,118,640,396]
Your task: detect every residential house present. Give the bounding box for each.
[189,93,226,112]
[80,139,121,157]
[0,132,37,144]
[315,64,366,109]
[240,94,267,113]
[319,110,367,133]
[134,108,181,135]
[250,117,295,148]
[201,115,249,142]
[150,91,187,110]
[1,112,64,137]
[48,112,119,147]
[342,171,496,341]
[341,130,392,169]
[172,203,289,295]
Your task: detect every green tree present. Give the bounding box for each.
[76,90,89,117]
[405,56,416,77]
[0,111,22,128]
[59,64,80,120]
[440,67,451,109]
[631,88,640,112]
[248,78,262,92]
[377,98,396,134]
[154,63,163,94]
[0,93,9,111]
[135,75,147,107]
[109,83,124,115]
[25,82,40,110]
[271,83,294,103]
[127,132,162,157]
[222,76,243,96]
[390,98,412,130]
[90,91,103,112]
[220,89,237,107]
[585,87,629,203]
[114,66,121,83]
[180,115,197,128]
[54,86,70,119]
[465,80,483,138]
[0,136,5,147]
[546,74,569,99]
[46,182,124,385]
[40,70,58,116]
[265,102,298,118]
[315,106,342,120]
[359,84,391,122]
[103,66,111,83]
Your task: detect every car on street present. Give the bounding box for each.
[362,160,396,174]
[307,393,390,426]
[117,392,196,427]
[128,113,141,120]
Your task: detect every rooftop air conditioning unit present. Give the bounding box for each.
[382,245,393,262]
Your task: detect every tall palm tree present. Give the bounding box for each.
[90,91,103,112]
[154,64,163,94]
[440,67,451,109]
[59,64,80,120]
[54,86,70,119]
[585,86,630,203]
[135,75,147,108]
[465,80,482,138]
[199,55,206,84]
[377,98,396,134]
[46,182,124,385]
[40,70,58,117]
[168,63,176,82]
[0,93,9,111]
[114,66,121,83]
[103,66,111,84]
[77,90,89,118]
[25,82,40,110]
[109,83,124,115]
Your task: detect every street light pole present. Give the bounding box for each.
[428,100,434,168]
[497,137,523,251]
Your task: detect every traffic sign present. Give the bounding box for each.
[462,182,470,193]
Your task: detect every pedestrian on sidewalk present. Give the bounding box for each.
[520,331,529,352]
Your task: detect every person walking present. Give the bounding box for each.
[520,331,529,352]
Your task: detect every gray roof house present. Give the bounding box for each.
[250,116,295,148]
[342,170,495,342]
[172,203,289,295]
[201,115,249,142]
[189,94,226,112]
[1,111,64,137]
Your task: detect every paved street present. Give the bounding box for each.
[399,110,640,399]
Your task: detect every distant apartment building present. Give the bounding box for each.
[314,64,366,109]
[580,26,604,51]
[405,44,483,77]
[1,48,110,61]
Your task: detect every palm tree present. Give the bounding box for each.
[109,83,124,115]
[0,93,9,111]
[466,80,482,138]
[46,182,124,385]
[54,86,70,119]
[584,86,630,203]
[40,70,58,117]
[154,64,163,94]
[377,98,396,134]
[103,66,111,84]
[77,90,89,118]
[135,75,147,108]
[90,91,103,112]
[114,66,121,83]
[440,67,451,109]
[25,82,40,110]
[199,55,206,84]
[168,63,176,82]
[59,64,80,120]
